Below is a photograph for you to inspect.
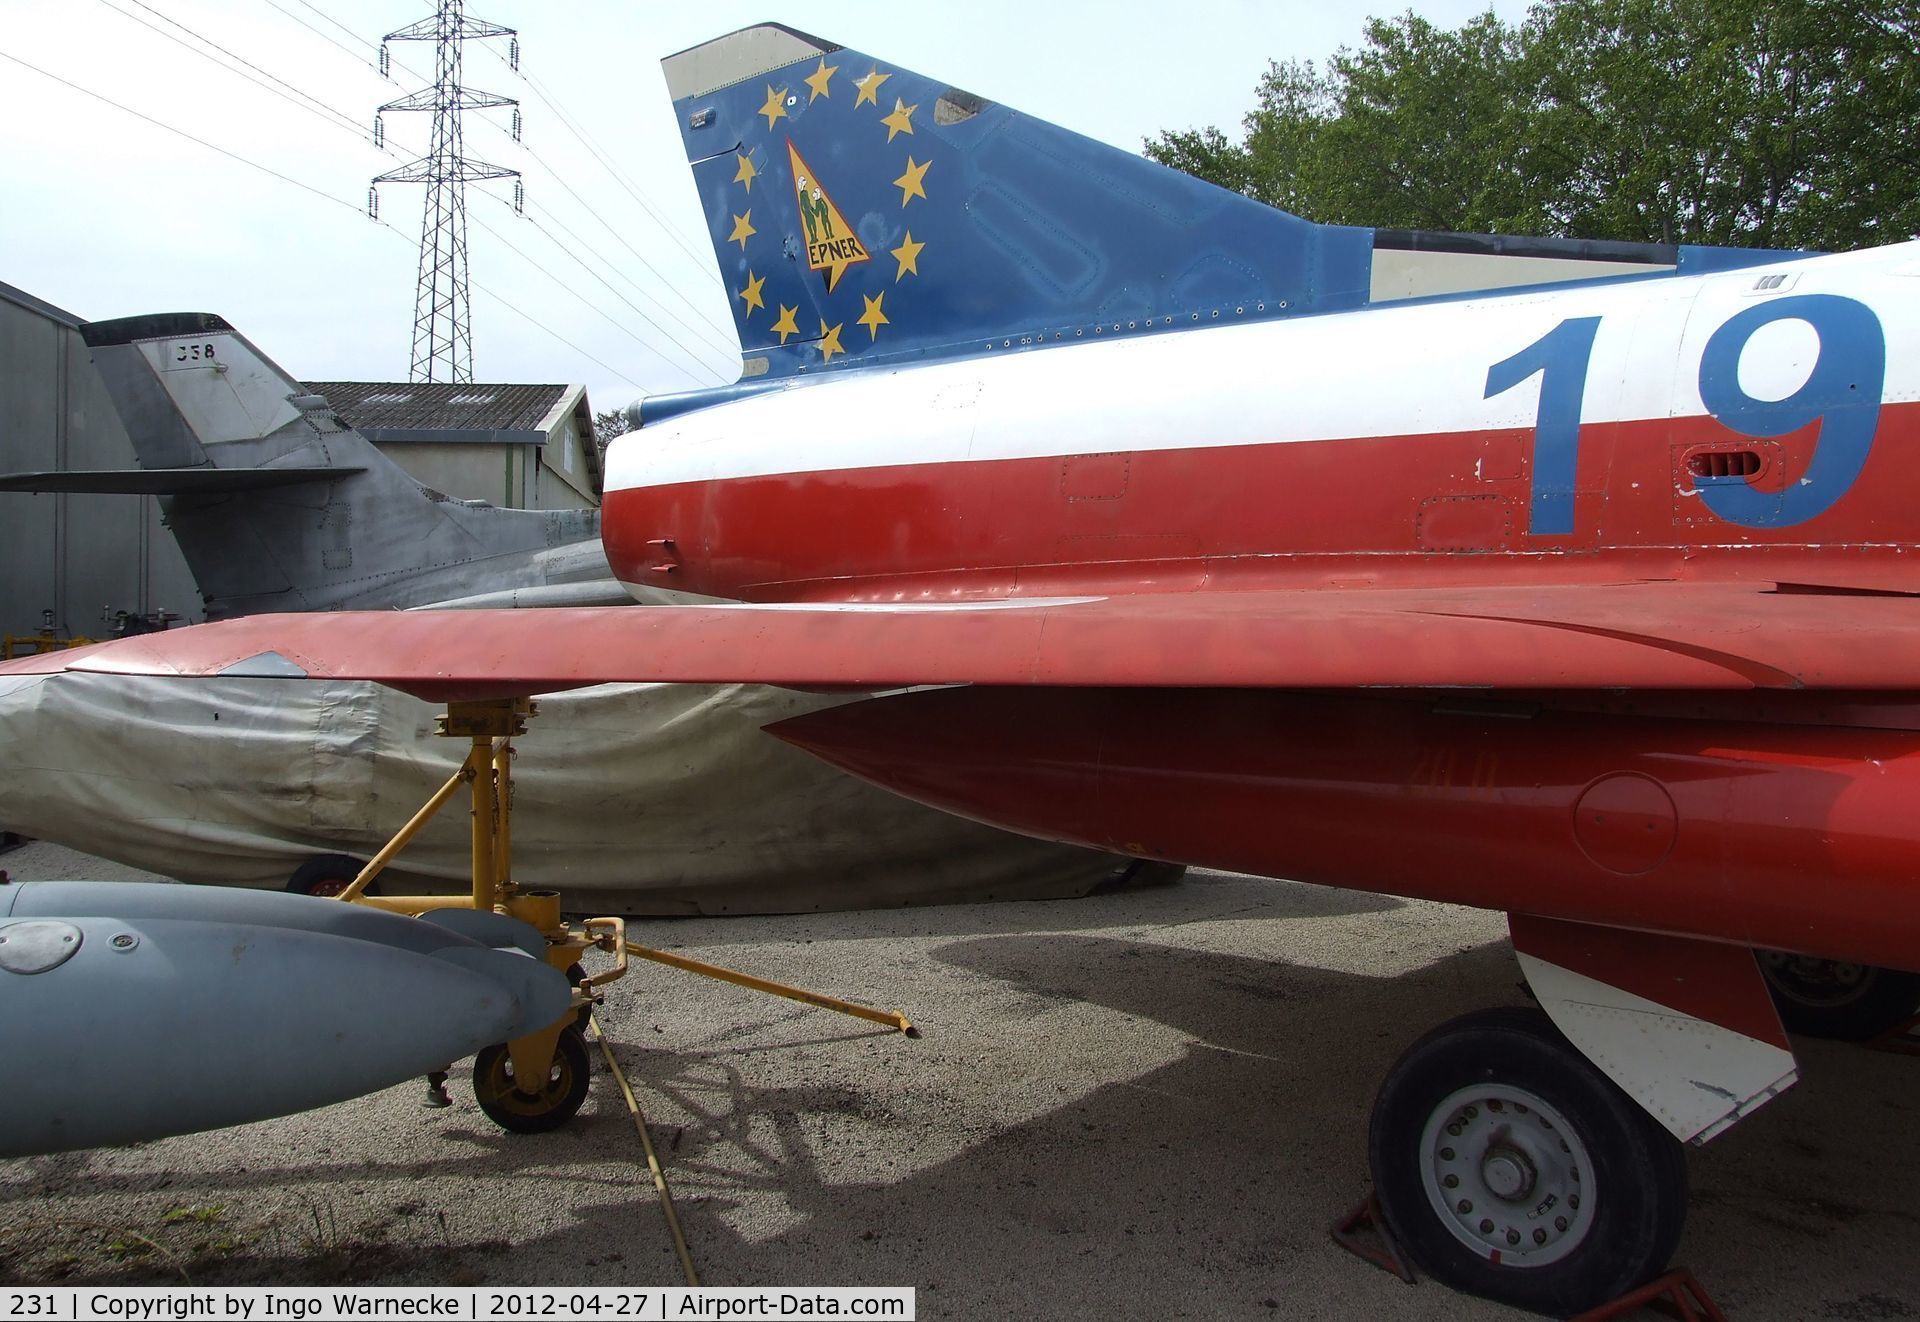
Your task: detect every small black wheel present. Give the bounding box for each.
[472,1026,591,1134]
[1758,952,1920,1041]
[285,854,376,898]
[1368,1007,1688,1317]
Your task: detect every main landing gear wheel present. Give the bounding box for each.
[472,1026,591,1133]
[285,854,376,898]
[1758,952,1920,1041]
[1367,1007,1688,1317]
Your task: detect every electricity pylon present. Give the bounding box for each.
[371,1,522,384]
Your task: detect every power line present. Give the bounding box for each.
[291,0,379,52]
[1,46,647,395]
[20,11,726,392]
[393,217,646,393]
[374,211,648,392]
[369,27,738,352]
[480,43,725,287]
[468,200,723,387]
[295,0,713,285]
[94,0,371,143]
[519,195,738,359]
[468,277,649,395]
[519,205,736,365]
[257,0,383,71]
[523,64,723,281]
[0,46,367,218]
[54,10,718,385]
[383,17,732,334]
[260,1,738,357]
[348,111,732,382]
[477,116,739,345]
[121,0,368,137]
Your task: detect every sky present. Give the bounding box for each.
[1,1,1530,414]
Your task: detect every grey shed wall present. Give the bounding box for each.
[0,283,201,640]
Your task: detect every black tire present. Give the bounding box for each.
[285,854,376,898]
[472,1026,592,1134]
[1758,952,1920,1041]
[1368,1007,1688,1318]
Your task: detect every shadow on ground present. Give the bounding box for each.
[623,867,1407,950]
[5,916,1917,1321]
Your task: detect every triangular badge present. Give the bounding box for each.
[787,140,870,292]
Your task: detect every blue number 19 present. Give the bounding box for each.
[1487,295,1884,535]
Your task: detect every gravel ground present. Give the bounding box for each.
[1,838,1916,1319]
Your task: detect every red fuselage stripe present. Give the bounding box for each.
[604,402,1920,601]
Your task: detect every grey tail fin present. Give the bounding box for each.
[76,314,604,618]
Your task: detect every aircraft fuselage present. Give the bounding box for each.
[601,241,1920,976]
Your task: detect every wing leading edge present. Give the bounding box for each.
[0,582,1914,702]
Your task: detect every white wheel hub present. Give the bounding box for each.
[1418,1082,1598,1267]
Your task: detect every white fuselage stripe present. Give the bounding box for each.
[604,243,1920,493]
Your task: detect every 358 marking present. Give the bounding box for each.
[1484,294,1886,534]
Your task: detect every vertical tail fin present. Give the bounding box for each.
[81,313,314,470]
[77,314,600,617]
[664,24,1373,380]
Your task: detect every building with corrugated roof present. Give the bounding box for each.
[307,380,600,512]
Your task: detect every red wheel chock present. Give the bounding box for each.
[1571,1267,1729,1321]
[1327,1194,1416,1284]
[1330,1194,1731,1320]
[1869,1012,1920,1057]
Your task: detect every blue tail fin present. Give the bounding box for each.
[664,25,1373,380]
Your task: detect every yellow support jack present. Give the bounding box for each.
[326,696,913,1134]
[323,697,624,1131]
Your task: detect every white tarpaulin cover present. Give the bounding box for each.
[0,673,1134,913]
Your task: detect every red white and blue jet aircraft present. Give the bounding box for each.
[8,23,1920,1314]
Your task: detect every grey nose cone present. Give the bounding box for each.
[0,882,571,1156]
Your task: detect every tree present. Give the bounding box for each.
[1522,0,1878,247]
[593,406,632,457]
[1304,12,1547,234]
[1145,1,1920,252]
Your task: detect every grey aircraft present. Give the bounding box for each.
[0,311,626,616]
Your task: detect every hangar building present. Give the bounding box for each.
[0,280,193,645]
